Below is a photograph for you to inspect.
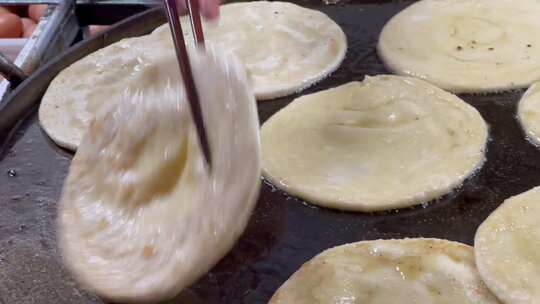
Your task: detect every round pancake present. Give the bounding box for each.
[378,0,540,93]
[38,35,170,151]
[475,186,540,304]
[40,1,346,151]
[518,83,540,147]
[270,238,501,304]
[151,1,347,100]
[261,75,488,212]
[57,47,260,303]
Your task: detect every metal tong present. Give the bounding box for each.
[0,53,27,88]
[163,0,212,169]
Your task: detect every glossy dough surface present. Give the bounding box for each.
[270,238,501,304]
[39,1,346,150]
[152,1,347,100]
[475,186,540,304]
[261,75,487,211]
[378,0,540,93]
[39,35,167,150]
[57,48,260,303]
[518,83,540,146]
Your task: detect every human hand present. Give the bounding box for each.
[176,0,220,19]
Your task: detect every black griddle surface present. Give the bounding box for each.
[2,1,540,303]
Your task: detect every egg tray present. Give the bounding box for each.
[0,1,539,303]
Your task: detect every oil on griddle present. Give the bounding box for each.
[2,1,540,303]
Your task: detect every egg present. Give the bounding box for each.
[0,13,23,38]
[28,5,48,23]
[21,17,36,38]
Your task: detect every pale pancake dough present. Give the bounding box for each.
[40,1,346,151]
[378,0,540,93]
[518,83,540,146]
[39,34,173,151]
[261,75,488,212]
[151,1,347,100]
[57,48,261,303]
[475,186,540,304]
[270,238,501,304]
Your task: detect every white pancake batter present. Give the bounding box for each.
[261,75,488,212]
[40,1,347,150]
[151,1,347,100]
[57,48,260,303]
[378,0,540,93]
[39,35,170,150]
[518,83,540,147]
[270,239,501,304]
[475,186,540,304]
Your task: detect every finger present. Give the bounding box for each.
[199,0,220,19]
[175,0,188,13]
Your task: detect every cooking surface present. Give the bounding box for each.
[2,1,540,303]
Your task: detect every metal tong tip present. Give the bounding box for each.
[163,0,211,170]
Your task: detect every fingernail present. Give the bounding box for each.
[201,0,219,19]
